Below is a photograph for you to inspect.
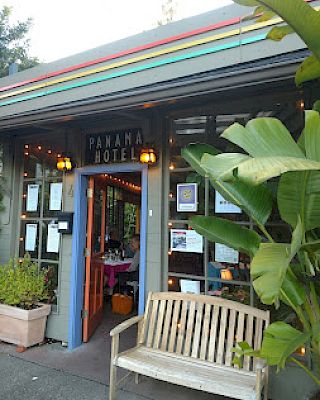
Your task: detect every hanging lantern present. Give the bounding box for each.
[139,147,157,164]
[57,155,73,172]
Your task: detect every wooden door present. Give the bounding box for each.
[82,176,106,342]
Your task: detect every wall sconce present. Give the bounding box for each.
[139,147,157,164]
[57,155,74,172]
[220,268,233,281]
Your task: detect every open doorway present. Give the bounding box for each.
[69,163,147,350]
[83,172,142,342]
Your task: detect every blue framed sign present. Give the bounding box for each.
[177,183,198,212]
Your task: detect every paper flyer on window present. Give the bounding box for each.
[214,243,239,264]
[170,229,203,253]
[215,191,241,213]
[26,184,39,212]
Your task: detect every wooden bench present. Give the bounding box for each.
[109,292,270,400]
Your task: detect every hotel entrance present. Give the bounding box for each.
[69,163,148,349]
[82,171,142,342]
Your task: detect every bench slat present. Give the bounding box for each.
[183,301,196,357]
[168,299,181,352]
[207,305,220,362]
[244,314,254,371]
[253,318,263,370]
[154,299,166,349]
[160,299,173,351]
[225,309,236,366]
[191,302,204,358]
[176,300,188,354]
[147,299,159,348]
[216,307,228,364]
[200,303,211,360]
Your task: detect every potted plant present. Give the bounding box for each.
[0,254,51,348]
[182,109,320,389]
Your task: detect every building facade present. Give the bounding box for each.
[0,2,319,398]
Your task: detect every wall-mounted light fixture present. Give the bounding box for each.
[139,147,157,164]
[220,268,233,281]
[57,154,73,172]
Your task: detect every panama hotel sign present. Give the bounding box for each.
[85,128,143,164]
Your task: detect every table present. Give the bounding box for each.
[102,259,132,288]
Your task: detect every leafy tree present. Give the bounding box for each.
[0,5,38,78]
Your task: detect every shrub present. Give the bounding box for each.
[0,254,48,310]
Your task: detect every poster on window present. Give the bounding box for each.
[177,183,198,212]
[170,229,203,253]
[25,224,37,252]
[214,243,239,264]
[26,184,39,212]
[49,182,63,211]
[215,191,241,213]
[47,223,60,253]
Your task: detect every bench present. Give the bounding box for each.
[109,292,270,400]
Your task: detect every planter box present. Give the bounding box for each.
[0,303,51,348]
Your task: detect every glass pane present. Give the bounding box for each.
[41,220,60,261]
[92,187,103,254]
[43,180,63,217]
[22,181,42,218]
[19,220,39,259]
[23,153,43,179]
[208,282,251,305]
[41,262,59,305]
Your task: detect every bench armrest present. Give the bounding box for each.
[110,315,144,337]
[256,359,267,370]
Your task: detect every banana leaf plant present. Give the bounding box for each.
[182,110,320,385]
[232,0,320,86]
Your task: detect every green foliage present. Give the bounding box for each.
[233,0,320,86]
[182,110,320,385]
[0,6,39,77]
[0,254,49,310]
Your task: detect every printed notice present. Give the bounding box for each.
[25,224,37,252]
[215,191,241,213]
[171,229,203,253]
[180,279,200,294]
[215,243,239,264]
[49,182,63,211]
[47,223,60,253]
[26,184,39,212]
[177,183,198,212]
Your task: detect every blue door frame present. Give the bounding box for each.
[68,163,148,350]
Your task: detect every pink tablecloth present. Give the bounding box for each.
[103,260,132,288]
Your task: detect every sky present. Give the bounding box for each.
[2,0,232,63]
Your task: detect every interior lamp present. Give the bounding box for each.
[220,268,233,281]
[139,147,157,164]
[57,155,73,172]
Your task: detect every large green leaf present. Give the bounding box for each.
[182,144,273,226]
[296,55,320,86]
[304,110,320,162]
[278,171,320,231]
[267,25,294,41]
[251,243,291,306]
[233,0,320,61]
[202,153,320,186]
[190,215,261,257]
[280,268,306,308]
[221,118,305,158]
[181,143,219,177]
[260,322,311,370]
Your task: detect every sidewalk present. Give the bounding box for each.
[0,353,151,400]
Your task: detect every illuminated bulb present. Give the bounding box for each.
[48,149,52,154]
[57,153,62,158]
[177,322,181,329]
[169,138,174,144]
[168,250,172,256]
[19,237,23,242]
[37,145,42,150]
[169,193,173,198]
[23,194,27,198]
[297,99,305,110]
[24,144,29,149]
[169,163,175,170]
[168,278,173,285]
[21,214,26,219]
[300,347,306,356]
[24,172,28,177]
[168,222,173,227]
[24,152,29,156]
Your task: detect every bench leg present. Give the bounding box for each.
[109,363,117,400]
[134,373,139,384]
[109,335,119,400]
